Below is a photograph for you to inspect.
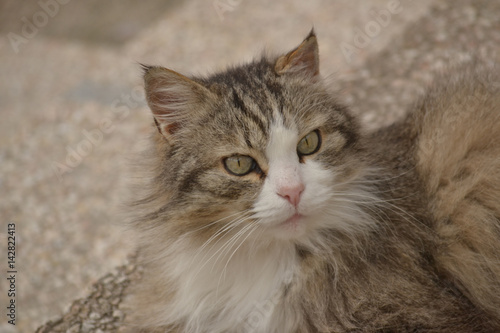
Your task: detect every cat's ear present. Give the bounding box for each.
[275,29,319,80]
[142,65,211,141]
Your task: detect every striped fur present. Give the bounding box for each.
[123,32,500,332]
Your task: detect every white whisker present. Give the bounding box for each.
[191,212,253,272]
[217,222,259,295]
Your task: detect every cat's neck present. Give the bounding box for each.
[153,236,299,331]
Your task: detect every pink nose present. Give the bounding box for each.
[278,183,305,207]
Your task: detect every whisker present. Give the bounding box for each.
[217,223,259,293]
[191,213,252,271]
[212,222,256,272]
[328,193,430,234]
[193,215,254,277]
[184,210,246,236]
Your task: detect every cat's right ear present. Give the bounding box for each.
[275,29,320,81]
[142,65,211,141]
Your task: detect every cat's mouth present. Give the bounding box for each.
[254,209,311,240]
[278,213,305,233]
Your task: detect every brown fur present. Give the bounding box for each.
[415,65,500,322]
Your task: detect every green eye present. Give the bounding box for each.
[297,130,321,156]
[224,155,256,176]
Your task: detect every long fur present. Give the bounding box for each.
[414,64,500,321]
[123,33,500,332]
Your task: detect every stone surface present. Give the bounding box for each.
[0,0,499,332]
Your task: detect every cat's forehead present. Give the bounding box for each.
[198,62,277,144]
[205,61,311,125]
[207,60,282,111]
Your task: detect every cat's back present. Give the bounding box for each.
[389,63,500,326]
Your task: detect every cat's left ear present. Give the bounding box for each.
[275,29,320,80]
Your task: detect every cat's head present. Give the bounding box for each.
[141,31,373,247]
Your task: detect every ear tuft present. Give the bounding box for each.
[143,66,210,141]
[275,29,320,80]
[139,63,153,76]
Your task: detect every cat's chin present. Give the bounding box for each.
[270,213,309,240]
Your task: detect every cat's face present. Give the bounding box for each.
[143,32,372,246]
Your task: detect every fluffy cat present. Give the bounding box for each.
[123,31,500,332]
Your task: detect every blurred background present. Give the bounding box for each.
[1,0,499,332]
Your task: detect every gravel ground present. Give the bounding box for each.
[1,0,499,332]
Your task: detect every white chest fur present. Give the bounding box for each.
[159,239,298,333]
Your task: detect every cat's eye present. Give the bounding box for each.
[224,155,256,176]
[297,130,321,156]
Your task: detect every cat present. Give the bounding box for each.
[123,30,500,332]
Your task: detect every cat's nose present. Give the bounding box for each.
[278,183,305,207]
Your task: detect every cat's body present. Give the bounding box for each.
[124,32,500,332]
